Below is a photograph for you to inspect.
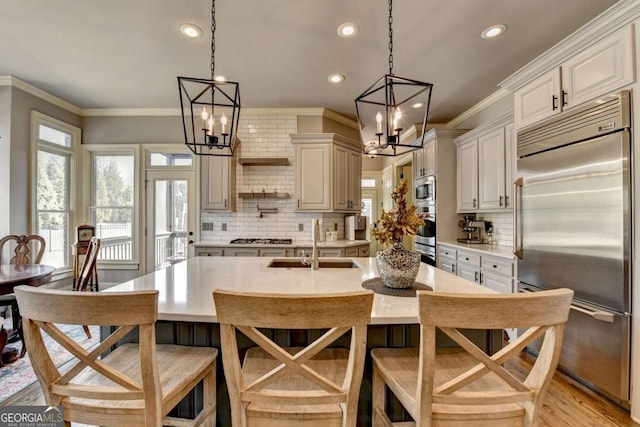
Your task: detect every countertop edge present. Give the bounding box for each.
[437,240,516,260]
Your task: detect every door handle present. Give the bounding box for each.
[188,240,194,244]
[473,198,476,208]
[552,95,558,111]
[570,304,615,323]
[562,90,568,106]
[513,177,523,259]
[499,195,503,207]
[504,195,509,207]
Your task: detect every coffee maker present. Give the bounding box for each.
[457,215,487,244]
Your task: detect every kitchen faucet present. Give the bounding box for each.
[301,218,320,270]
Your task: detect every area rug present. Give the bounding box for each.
[0,318,99,402]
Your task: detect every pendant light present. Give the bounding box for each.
[178,0,240,157]
[355,0,433,157]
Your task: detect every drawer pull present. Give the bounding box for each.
[465,257,469,261]
[493,265,497,268]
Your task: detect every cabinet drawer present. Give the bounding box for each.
[482,272,512,294]
[457,250,480,268]
[195,248,223,256]
[344,247,359,257]
[318,248,343,257]
[358,246,370,257]
[438,246,457,260]
[260,248,291,257]
[481,256,513,277]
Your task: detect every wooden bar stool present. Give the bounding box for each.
[371,288,573,427]
[214,289,373,427]
[15,285,217,427]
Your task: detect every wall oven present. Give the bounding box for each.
[415,203,436,266]
[415,175,435,204]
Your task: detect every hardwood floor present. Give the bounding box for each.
[2,353,637,426]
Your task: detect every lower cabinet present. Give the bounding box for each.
[437,244,515,294]
[196,244,369,258]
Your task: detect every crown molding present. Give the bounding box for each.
[500,0,640,91]
[289,132,361,149]
[446,88,511,129]
[453,111,514,144]
[321,108,359,129]
[0,75,82,115]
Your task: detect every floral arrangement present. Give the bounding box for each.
[371,179,426,247]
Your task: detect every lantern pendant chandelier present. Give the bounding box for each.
[355,0,433,157]
[178,0,240,156]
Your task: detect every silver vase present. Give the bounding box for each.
[376,241,421,289]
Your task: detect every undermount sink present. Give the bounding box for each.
[267,259,359,269]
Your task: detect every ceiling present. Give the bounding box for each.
[0,0,618,123]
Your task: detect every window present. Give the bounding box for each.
[88,151,137,263]
[32,112,80,270]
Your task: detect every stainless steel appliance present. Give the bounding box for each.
[345,215,367,240]
[457,215,487,244]
[415,203,436,266]
[415,175,435,204]
[514,90,632,405]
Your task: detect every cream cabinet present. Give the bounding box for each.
[445,246,515,294]
[194,247,224,256]
[201,155,236,211]
[514,25,634,129]
[455,113,514,213]
[437,244,457,274]
[292,133,362,212]
[413,140,436,178]
[334,147,362,211]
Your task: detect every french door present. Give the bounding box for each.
[145,170,195,273]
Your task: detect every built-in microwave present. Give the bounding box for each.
[415,175,435,204]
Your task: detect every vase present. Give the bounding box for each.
[376,241,421,289]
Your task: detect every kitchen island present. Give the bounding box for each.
[106,256,494,323]
[106,256,497,425]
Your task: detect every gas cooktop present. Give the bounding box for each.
[229,238,293,245]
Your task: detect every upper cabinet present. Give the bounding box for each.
[291,133,362,212]
[413,140,436,179]
[201,155,236,211]
[514,25,634,129]
[455,113,514,213]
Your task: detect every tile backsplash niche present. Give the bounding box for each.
[200,113,348,243]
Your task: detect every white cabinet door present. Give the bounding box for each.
[333,145,349,210]
[562,25,634,108]
[423,140,436,176]
[358,246,370,257]
[504,124,516,208]
[438,258,456,274]
[296,144,331,210]
[514,68,561,129]
[318,248,343,257]
[201,156,234,211]
[456,141,478,211]
[259,248,291,257]
[413,148,425,179]
[478,128,506,210]
[457,263,479,284]
[348,149,362,211]
[482,272,512,294]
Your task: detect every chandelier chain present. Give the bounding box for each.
[210,0,216,80]
[388,0,393,75]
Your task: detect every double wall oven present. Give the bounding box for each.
[415,194,436,266]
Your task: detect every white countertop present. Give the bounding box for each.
[105,256,493,325]
[438,241,516,260]
[193,240,370,248]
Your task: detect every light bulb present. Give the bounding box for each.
[375,111,382,134]
[208,117,214,134]
[220,113,227,134]
[201,107,208,129]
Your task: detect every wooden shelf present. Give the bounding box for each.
[237,157,289,166]
[239,192,290,199]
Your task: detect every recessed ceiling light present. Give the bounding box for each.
[213,75,226,82]
[481,24,507,39]
[337,22,359,38]
[411,102,424,109]
[328,74,345,83]
[179,23,203,38]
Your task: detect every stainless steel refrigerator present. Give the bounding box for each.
[515,90,632,405]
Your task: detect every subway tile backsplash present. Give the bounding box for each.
[476,211,514,247]
[199,114,348,242]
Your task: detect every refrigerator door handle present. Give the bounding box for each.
[513,177,523,259]
[570,304,615,323]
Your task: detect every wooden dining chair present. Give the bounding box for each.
[213,289,374,427]
[0,234,46,358]
[15,285,217,427]
[371,288,573,427]
[74,237,100,338]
